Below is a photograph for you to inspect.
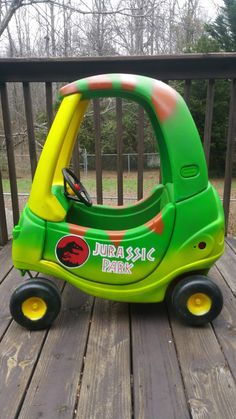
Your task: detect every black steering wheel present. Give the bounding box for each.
[62,168,92,207]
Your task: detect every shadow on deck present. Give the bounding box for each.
[0,239,236,419]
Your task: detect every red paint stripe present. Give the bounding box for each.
[69,224,88,237]
[60,82,78,96]
[120,74,137,91]
[88,75,113,90]
[106,230,126,246]
[151,81,177,122]
[145,212,164,235]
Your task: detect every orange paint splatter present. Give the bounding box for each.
[69,224,88,238]
[120,74,137,91]
[106,230,126,246]
[60,82,78,97]
[88,74,113,90]
[151,81,177,122]
[146,212,164,235]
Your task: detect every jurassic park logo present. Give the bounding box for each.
[93,242,156,275]
[56,235,90,268]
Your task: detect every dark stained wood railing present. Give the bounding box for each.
[1,54,236,81]
[93,99,103,205]
[45,82,54,131]
[203,79,215,167]
[0,53,236,244]
[23,82,38,178]
[0,170,8,244]
[223,79,236,230]
[137,106,144,201]
[116,98,123,206]
[0,82,19,232]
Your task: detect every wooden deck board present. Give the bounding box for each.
[216,242,236,295]
[169,315,236,419]
[76,300,131,419]
[0,242,236,419]
[131,303,190,419]
[0,241,13,283]
[226,237,236,253]
[210,266,236,382]
[18,284,93,419]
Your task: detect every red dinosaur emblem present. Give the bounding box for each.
[56,235,89,268]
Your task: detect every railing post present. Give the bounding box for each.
[84,149,88,174]
[203,79,215,167]
[23,82,37,179]
[137,106,144,201]
[93,99,103,204]
[72,140,80,180]
[223,79,236,234]
[127,154,130,173]
[0,170,8,245]
[0,83,19,226]
[184,80,191,107]
[116,98,123,206]
[45,82,53,132]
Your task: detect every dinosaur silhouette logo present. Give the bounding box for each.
[56,235,89,268]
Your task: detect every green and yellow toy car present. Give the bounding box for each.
[10,74,224,330]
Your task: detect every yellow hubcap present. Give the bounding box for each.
[187,293,212,316]
[22,297,47,321]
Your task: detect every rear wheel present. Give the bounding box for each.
[10,278,61,330]
[171,275,223,326]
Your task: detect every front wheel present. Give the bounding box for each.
[10,278,61,330]
[170,275,223,326]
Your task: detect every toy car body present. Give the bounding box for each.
[10,74,224,329]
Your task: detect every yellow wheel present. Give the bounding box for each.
[187,293,212,316]
[10,278,61,330]
[22,297,47,321]
[171,275,223,326]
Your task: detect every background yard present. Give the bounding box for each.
[2,170,236,237]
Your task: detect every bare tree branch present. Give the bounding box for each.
[0,0,157,40]
[21,0,152,18]
[0,0,23,37]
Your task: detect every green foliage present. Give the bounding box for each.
[189,79,230,177]
[193,35,221,53]
[170,62,230,177]
[183,1,236,177]
[209,80,230,176]
[79,112,97,154]
[34,111,47,146]
[205,0,236,51]
[78,99,157,156]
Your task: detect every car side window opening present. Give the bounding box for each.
[68,97,161,203]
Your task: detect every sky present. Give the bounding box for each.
[0,0,225,57]
[199,0,223,19]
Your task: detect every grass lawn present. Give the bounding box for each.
[2,171,236,235]
[2,171,161,198]
[2,171,236,198]
[2,178,32,193]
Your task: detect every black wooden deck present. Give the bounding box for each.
[0,239,236,419]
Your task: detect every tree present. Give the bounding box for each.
[185,1,236,177]
[82,0,116,56]
[206,0,236,51]
[0,0,23,38]
[187,28,231,177]
[192,34,220,53]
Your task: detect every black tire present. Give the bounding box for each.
[171,275,223,326]
[10,278,61,330]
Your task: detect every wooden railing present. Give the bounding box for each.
[0,53,236,244]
